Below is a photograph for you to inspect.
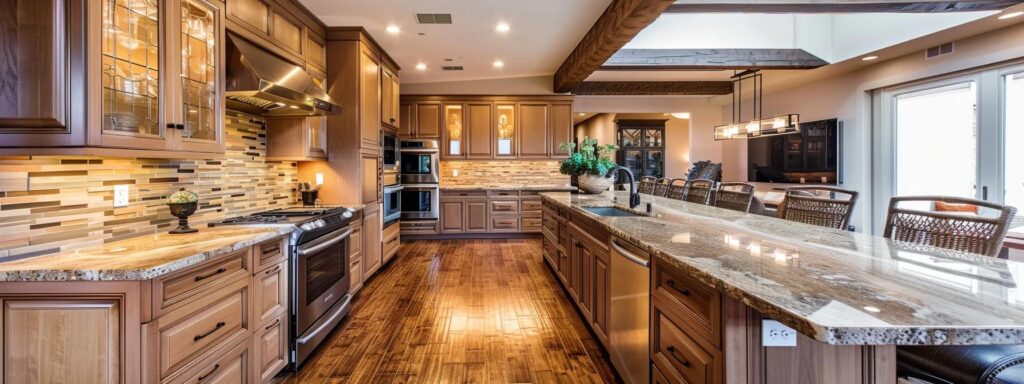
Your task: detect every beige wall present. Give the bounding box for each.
[706,21,1024,232]
[573,112,692,178]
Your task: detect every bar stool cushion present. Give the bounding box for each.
[898,344,1024,384]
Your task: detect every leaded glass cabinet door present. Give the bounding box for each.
[175,0,223,152]
[95,0,170,149]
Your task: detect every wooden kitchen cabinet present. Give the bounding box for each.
[518,102,550,158]
[305,31,326,73]
[3,298,124,383]
[2,0,226,156]
[443,103,466,158]
[441,201,466,233]
[225,0,309,66]
[466,102,493,159]
[266,116,328,160]
[381,67,400,129]
[466,201,489,232]
[253,260,287,328]
[550,102,574,158]
[254,311,287,383]
[359,44,381,149]
[362,206,383,280]
[362,150,381,205]
[382,221,401,264]
[349,222,364,293]
[402,95,573,159]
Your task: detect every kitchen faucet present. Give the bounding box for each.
[613,166,641,209]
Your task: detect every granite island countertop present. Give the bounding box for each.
[0,226,293,282]
[541,191,1024,346]
[440,183,576,191]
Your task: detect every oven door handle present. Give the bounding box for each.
[296,294,352,344]
[399,148,439,154]
[297,228,352,257]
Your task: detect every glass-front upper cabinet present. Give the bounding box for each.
[93,0,223,152]
[495,104,515,157]
[177,0,222,151]
[444,104,465,158]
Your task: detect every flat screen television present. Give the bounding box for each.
[747,118,840,184]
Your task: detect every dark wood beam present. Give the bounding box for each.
[664,1,1024,13]
[553,0,677,93]
[601,48,828,70]
[572,81,733,95]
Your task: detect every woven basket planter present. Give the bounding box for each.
[578,174,615,194]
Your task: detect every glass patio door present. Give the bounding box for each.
[874,64,1024,232]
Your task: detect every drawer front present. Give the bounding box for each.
[654,263,720,345]
[254,260,287,327]
[487,190,520,198]
[254,312,288,383]
[521,217,542,233]
[254,237,286,272]
[653,311,719,384]
[349,225,362,256]
[400,220,439,235]
[160,250,250,309]
[172,340,249,384]
[653,364,674,384]
[489,200,520,215]
[349,256,363,294]
[521,199,543,215]
[489,217,519,232]
[383,228,400,260]
[160,284,249,378]
[443,190,487,198]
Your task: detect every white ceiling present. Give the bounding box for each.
[300,0,611,84]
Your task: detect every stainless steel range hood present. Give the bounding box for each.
[225,33,338,116]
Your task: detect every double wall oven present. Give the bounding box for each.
[399,140,440,220]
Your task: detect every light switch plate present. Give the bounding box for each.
[113,185,130,208]
[762,319,797,347]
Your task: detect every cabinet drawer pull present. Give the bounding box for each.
[666,280,691,296]
[198,364,220,382]
[194,268,226,282]
[264,265,281,275]
[264,318,281,331]
[193,321,226,342]
[666,346,692,368]
[386,237,399,245]
[262,244,281,255]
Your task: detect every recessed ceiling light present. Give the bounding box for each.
[863,306,881,313]
[493,60,504,68]
[578,113,586,116]
[999,11,1024,19]
[862,56,879,61]
[386,25,400,34]
[415,63,426,70]
[496,22,510,33]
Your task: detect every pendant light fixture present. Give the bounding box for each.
[714,70,800,141]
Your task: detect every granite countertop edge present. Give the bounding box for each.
[539,192,1024,346]
[0,226,294,282]
[439,184,577,192]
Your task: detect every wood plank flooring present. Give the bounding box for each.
[276,239,618,383]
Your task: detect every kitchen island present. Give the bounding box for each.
[540,191,1024,384]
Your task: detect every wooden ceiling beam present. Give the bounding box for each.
[572,81,734,95]
[601,48,828,70]
[664,1,1024,13]
[553,0,677,93]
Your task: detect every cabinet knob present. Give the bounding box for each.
[176,123,185,130]
[166,123,176,129]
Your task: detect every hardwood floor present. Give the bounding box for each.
[276,239,618,383]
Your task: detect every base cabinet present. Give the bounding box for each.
[3,298,123,383]
[411,189,557,237]
[253,312,288,383]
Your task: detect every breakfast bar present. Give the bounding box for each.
[540,191,1024,383]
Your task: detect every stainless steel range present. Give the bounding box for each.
[210,206,355,368]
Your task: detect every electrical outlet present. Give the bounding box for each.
[113,185,130,208]
[452,169,459,177]
[762,319,797,347]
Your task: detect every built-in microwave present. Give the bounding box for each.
[383,185,403,224]
[399,140,439,185]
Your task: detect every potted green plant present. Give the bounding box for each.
[558,137,619,194]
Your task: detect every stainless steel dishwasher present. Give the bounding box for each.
[609,237,651,384]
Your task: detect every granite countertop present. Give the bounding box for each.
[0,226,293,282]
[541,191,1024,346]
[440,183,577,191]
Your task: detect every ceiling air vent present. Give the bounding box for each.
[416,13,452,24]
[926,42,954,59]
[442,66,464,71]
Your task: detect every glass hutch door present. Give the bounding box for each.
[177,0,223,151]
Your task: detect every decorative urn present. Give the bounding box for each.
[167,188,199,234]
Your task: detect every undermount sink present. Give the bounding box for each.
[583,207,643,217]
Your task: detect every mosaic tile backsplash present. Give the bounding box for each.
[0,112,299,260]
[439,160,568,186]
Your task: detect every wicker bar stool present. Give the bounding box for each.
[665,178,688,200]
[777,186,859,230]
[715,183,756,213]
[683,179,716,205]
[883,196,1017,256]
[887,196,1019,384]
[652,178,671,197]
[637,176,657,195]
